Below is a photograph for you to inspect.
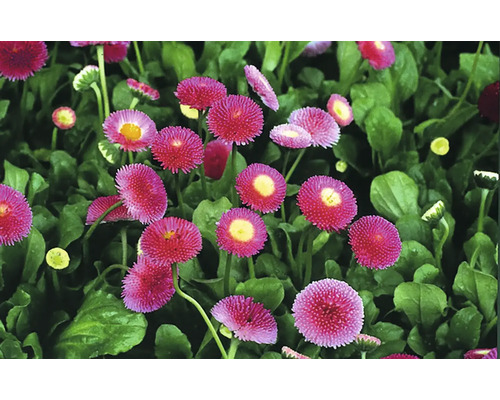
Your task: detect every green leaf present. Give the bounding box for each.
[459,52,500,93]
[373,269,404,297]
[162,41,197,81]
[2,160,30,194]
[370,171,420,222]
[359,290,379,327]
[407,326,429,356]
[336,41,363,95]
[262,41,282,72]
[254,253,288,280]
[395,215,432,249]
[0,338,27,359]
[298,67,324,91]
[446,306,483,350]
[192,197,232,248]
[413,264,440,284]
[364,106,403,156]
[27,172,49,205]
[0,99,9,120]
[155,324,193,359]
[22,332,43,359]
[312,231,330,255]
[49,151,78,191]
[464,232,497,276]
[350,82,392,108]
[210,151,247,200]
[287,41,309,63]
[58,202,89,248]
[234,277,284,311]
[53,290,147,358]
[366,322,406,359]
[111,80,134,110]
[324,260,343,280]
[21,227,45,284]
[260,141,281,165]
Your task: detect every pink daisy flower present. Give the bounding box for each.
[204,139,232,180]
[103,109,157,152]
[52,107,76,130]
[211,295,277,344]
[122,255,175,313]
[69,41,130,47]
[115,164,167,224]
[381,353,420,359]
[478,81,499,123]
[207,95,264,146]
[0,184,32,246]
[174,76,227,111]
[126,78,160,101]
[269,123,312,149]
[0,41,48,81]
[356,41,395,70]
[151,126,204,174]
[104,42,130,63]
[281,346,311,359]
[140,217,202,266]
[288,107,340,148]
[85,195,133,225]
[464,348,497,359]
[216,208,267,258]
[302,41,332,57]
[348,215,402,269]
[354,333,382,352]
[482,348,497,359]
[326,94,353,127]
[244,65,279,111]
[297,175,357,232]
[235,163,286,214]
[292,279,364,348]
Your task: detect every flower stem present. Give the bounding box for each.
[278,41,291,91]
[51,127,58,151]
[129,97,140,110]
[477,188,489,233]
[303,228,315,287]
[198,111,208,198]
[90,82,104,126]
[133,41,145,76]
[285,148,306,183]
[171,265,228,359]
[175,173,186,219]
[361,351,367,360]
[96,45,110,118]
[128,151,134,165]
[228,337,240,359]
[248,256,256,279]
[224,252,233,297]
[84,200,123,242]
[121,227,128,266]
[86,264,130,294]
[435,217,450,271]
[282,149,291,177]
[231,142,238,205]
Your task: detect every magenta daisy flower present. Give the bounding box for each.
[52,107,76,130]
[127,78,160,101]
[0,184,32,246]
[297,175,357,232]
[174,76,227,111]
[115,164,167,224]
[85,195,133,225]
[464,348,497,359]
[151,126,204,174]
[482,348,497,359]
[478,81,499,123]
[204,139,232,180]
[381,353,420,359]
[356,41,395,70]
[211,295,277,344]
[288,107,340,148]
[244,65,279,111]
[269,123,312,149]
[140,217,202,266]
[292,279,364,348]
[327,94,353,127]
[302,41,332,57]
[348,215,402,269]
[216,208,267,258]
[103,109,157,152]
[354,333,382,352]
[281,346,311,359]
[235,163,286,214]
[104,42,130,63]
[69,41,130,47]
[207,95,264,146]
[0,41,48,81]
[122,255,175,313]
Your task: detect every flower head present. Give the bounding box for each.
[430,137,449,156]
[464,348,497,359]
[327,94,353,127]
[207,95,264,145]
[211,295,277,344]
[482,348,497,359]
[104,42,130,63]
[216,208,267,257]
[281,346,311,359]
[297,175,357,232]
[236,163,286,214]
[348,215,402,269]
[478,81,499,123]
[269,123,312,149]
[292,279,364,348]
[140,217,202,266]
[302,41,332,57]
[85,195,133,225]
[288,107,340,148]
[46,248,70,270]
[356,41,395,70]
[381,353,420,359]
[335,160,348,173]
[127,78,160,101]
[152,126,204,173]
[73,65,99,92]
[115,164,167,224]
[174,76,227,111]
[52,107,76,130]
[474,170,499,191]
[0,184,32,246]
[421,200,445,224]
[244,65,279,111]
[204,139,232,180]
[0,41,48,81]
[103,109,157,152]
[122,255,175,313]
[354,333,382,352]
[70,41,130,47]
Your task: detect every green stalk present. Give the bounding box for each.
[285,148,306,183]
[361,351,367,360]
[231,143,238,205]
[171,265,228,359]
[96,45,110,118]
[435,217,450,271]
[128,151,134,165]
[303,229,315,287]
[85,264,130,294]
[121,227,128,266]
[198,111,208,198]
[129,97,140,110]
[224,253,233,297]
[248,256,256,279]
[18,80,29,138]
[133,41,145,76]
[175,173,186,219]
[477,188,489,233]
[282,149,291,177]
[278,41,291,91]
[90,82,104,125]
[227,337,240,359]
[51,127,58,151]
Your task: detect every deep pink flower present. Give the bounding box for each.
[104,42,130,63]
[69,41,130,47]
[0,41,48,81]
[288,107,340,148]
[464,348,498,359]
[302,41,332,57]
[174,76,227,111]
[140,217,202,266]
[207,95,264,146]
[269,123,312,149]
[216,208,267,258]
[235,163,286,214]
[354,333,382,352]
[52,107,76,130]
[381,353,420,359]
[356,41,395,70]
[281,346,311,359]
[0,184,32,246]
[327,94,353,127]
[152,126,204,173]
[211,295,277,344]
[115,164,167,224]
[85,195,133,225]
[482,348,497,359]
[478,81,499,123]
[348,215,402,269]
[244,65,279,111]
[292,279,364,348]
[127,78,160,101]
[297,175,357,232]
[122,255,175,313]
[204,139,232,180]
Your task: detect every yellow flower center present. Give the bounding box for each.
[171,139,183,148]
[229,219,254,242]
[282,129,299,138]
[163,230,176,240]
[232,109,243,119]
[320,188,342,207]
[46,248,70,270]
[333,100,350,120]
[430,137,449,156]
[0,203,10,217]
[56,109,75,126]
[253,174,275,197]
[374,41,385,50]
[119,123,142,141]
[180,104,199,120]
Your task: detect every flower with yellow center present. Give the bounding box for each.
[46,247,70,270]
[120,123,142,141]
[52,107,76,130]
[327,94,353,127]
[321,188,342,207]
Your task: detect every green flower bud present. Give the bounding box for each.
[73,65,99,92]
[422,200,445,224]
[473,170,499,191]
[46,247,70,270]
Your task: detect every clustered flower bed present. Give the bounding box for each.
[0,41,497,359]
